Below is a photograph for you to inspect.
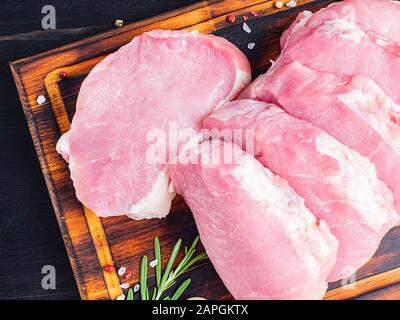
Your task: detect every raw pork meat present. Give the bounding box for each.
[203,100,399,281]
[281,0,400,55]
[169,140,338,299]
[241,61,400,215]
[56,30,251,219]
[267,0,400,105]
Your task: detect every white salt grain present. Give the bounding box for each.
[247,42,255,50]
[36,95,46,105]
[149,259,158,268]
[243,22,251,34]
[133,284,140,293]
[117,266,127,276]
[120,283,129,289]
[286,0,297,8]
[116,294,125,300]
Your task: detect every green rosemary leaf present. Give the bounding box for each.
[159,239,182,290]
[154,237,162,288]
[187,235,200,254]
[174,252,208,279]
[151,287,157,300]
[171,279,191,300]
[173,248,196,276]
[163,296,171,300]
[164,279,176,290]
[173,236,200,276]
[126,288,134,300]
[140,255,148,300]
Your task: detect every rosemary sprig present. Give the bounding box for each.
[154,237,162,288]
[140,255,148,300]
[171,279,191,300]
[128,235,208,300]
[126,288,134,300]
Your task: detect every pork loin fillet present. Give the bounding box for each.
[204,100,399,281]
[281,0,400,55]
[241,61,400,215]
[170,140,338,299]
[56,30,251,219]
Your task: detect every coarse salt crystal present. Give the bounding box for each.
[247,43,256,50]
[116,294,125,300]
[286,0,297,8]
[120,283,129,289]
[133,284,140,293]
[149,259,158,268]
[36,95,46,105]
[117,266,127,276]
[243,23,251,34]
[269,59,275,64]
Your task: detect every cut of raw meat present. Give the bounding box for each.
[268,2,400,105]
[56,30,251,219]
[281,0,400,55]
[204,100,399,281]
[169,140,338,299]
[241,61,400,215]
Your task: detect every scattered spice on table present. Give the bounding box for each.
[286,0,297,7]
[243,22,251,33]
[36,95,46,105]
[120,283,130,289]
[104,264,115,273]
[59,71,68,80]
[115,19,124,27]
[227,15,236,24]
[117,266,126,276]
[123,270,133,281]
[275,1,284,9]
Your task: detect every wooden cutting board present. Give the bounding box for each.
[10,0,400,300]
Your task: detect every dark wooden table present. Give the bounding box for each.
[0,0,198,300]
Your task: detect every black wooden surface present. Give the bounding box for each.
[0,0,198,300]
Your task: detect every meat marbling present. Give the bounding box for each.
[56,30,251,219]
[203,100,399,281]
[169,140,338,299]
[241,61,400,215]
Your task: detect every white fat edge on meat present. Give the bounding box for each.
[315,132,394,231]
[320,19,365,44]
[215,69,252,112]
[231,155,336,272]
[56,131,71,162]
[338,88,400,154]
[128,166,176,220]
[287,10,313,40]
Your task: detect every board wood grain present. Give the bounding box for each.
[10,0,400,300]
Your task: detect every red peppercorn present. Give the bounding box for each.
[123,271,133,281]
[104,264,115,273]
[242,15,249,21]
[227,15,236,24]
[59,71,68,80]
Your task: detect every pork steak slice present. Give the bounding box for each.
[241,61,400,215]
[170,140,338,299]
[281,0,400,56]
[56,30,251,219]
[204,100,399,281]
